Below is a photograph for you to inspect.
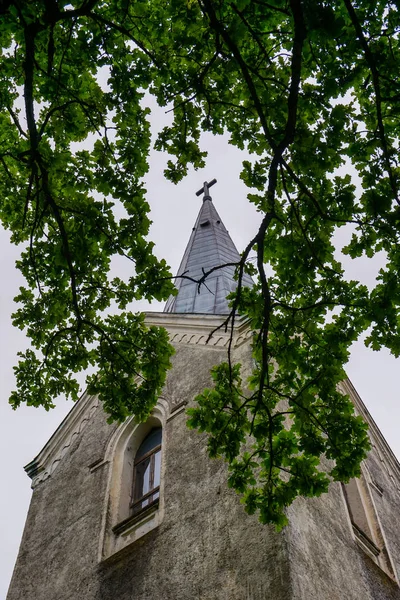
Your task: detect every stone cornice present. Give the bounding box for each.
[24,391,99,488]
[340,379,400,492]
[144,311,253,349]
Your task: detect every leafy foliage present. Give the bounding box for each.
[1,0,399,525]
[0,0,176,420]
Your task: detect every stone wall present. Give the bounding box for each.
[7,315,400,600]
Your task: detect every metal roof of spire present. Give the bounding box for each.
[164,180,253,315]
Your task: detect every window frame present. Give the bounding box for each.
[131,437,162,515]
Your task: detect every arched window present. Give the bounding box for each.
[100,405,167,560]
[132,428,162,515]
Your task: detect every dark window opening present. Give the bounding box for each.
[131,428,162,515]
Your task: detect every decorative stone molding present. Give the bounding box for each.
[144,311,253,349]
[25,392,99,488]
[339,379,400,492]
[167,400,188,421]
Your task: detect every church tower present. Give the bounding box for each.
[7,185,400,599]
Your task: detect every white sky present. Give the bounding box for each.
[1,119,399,597]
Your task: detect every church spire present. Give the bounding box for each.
[164,180,253,315]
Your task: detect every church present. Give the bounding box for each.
[7,185,400,599]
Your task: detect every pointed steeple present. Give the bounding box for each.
[164,181,253,314]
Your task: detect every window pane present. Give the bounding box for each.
[135,428,162,461]
[134,456,151,501]
[154,449,161,488]
[132,428,162,515]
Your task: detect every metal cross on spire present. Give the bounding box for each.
[164,176,254,314]
[196,178,217,202]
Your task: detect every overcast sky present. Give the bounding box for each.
[2,115,400,597]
